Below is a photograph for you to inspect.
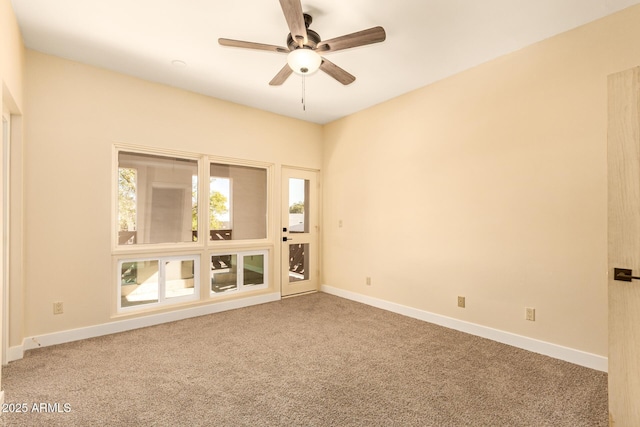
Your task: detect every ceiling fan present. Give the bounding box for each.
[218,0,386,86]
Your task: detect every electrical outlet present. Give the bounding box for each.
[526,307,535,321]
[366,277,372,286]
[53,302,64,315]
[458,296,465,308]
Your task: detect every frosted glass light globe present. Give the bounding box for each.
[287,48,322,75]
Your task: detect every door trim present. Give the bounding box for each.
[2,108,11,366]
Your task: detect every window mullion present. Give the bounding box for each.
[237,255,244,291]
[200,156,209,246]
[159,259,167,303]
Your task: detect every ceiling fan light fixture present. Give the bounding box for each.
[287,48,321,75]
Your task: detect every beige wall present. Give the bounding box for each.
[322,5,640,357]
[1,0,24,111]
[22,50,322,339]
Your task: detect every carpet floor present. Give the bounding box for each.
[0,292,608,426]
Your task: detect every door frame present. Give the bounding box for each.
[2,107,10,366]
[281,167,320,297]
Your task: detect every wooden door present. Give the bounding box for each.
[607,67,640,426]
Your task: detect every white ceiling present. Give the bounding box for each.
[11,0,640,124]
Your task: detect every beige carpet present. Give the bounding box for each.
[0,293,607,426]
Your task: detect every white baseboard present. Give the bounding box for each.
[8,292,280,362]
[321,285,607,372]
[7,345,23,363]
[8,287,608,372]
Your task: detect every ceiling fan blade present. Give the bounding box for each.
[219,38,289,54]
[320,58,355,85]
[316,26,386,53]
[279,0,307,47]
[269,64,294,86]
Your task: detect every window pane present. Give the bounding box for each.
[243,254,264,287]
[210,163,267,240]
[209,177,231,240]
[118,168,137,243]
[289,244,309,282]
[211,254,237,293]
[118,152,198,245]
[289,178,309,233]
[121,260,159,307]
[165,259,196,299]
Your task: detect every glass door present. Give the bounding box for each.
[281,168,318,296]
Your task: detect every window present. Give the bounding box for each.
[119,255,199,310]
[288,178,309,233]
[209,163,267,240]
[114,146,272,314]
[211,250,268,295]
[117,152,198,245]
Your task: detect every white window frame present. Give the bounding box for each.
[117,254,200,312]
[210,249,269,296]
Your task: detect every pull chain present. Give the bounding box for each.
[302,74,306,111]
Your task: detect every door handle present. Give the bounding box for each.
[283,237,293,242]
[614,268,640,282]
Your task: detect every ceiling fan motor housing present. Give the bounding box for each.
[287,13,321,50]
[287,29,321,51]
